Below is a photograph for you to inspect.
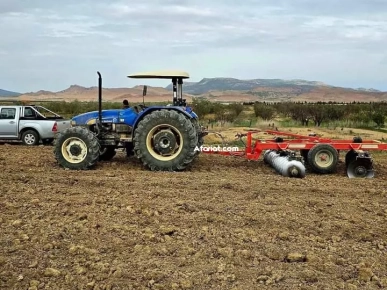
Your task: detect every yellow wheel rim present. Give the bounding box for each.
[61,137,88,163]
[314,150,334,168]
[145,124,183,161]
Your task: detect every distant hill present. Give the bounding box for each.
[0,89,21,97]
[165,77,387,102]
[166,78,330,95]
[17,85,183,103]
[12,77,387,103]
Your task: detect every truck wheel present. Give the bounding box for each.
[99,146,116,161]
[54,126,100,170]
[133,109,198,171]
[307,144,338,174]
[21,130,39,146]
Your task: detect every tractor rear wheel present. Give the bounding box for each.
[133,109,198,171]
[307,144,338,174]
[54,126,100,170]
[191,119,204,157]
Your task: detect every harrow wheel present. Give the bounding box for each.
[307,144,338,174]
[54,126,100,170]
[133,109,198,171]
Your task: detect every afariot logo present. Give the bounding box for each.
[194,145,239,152]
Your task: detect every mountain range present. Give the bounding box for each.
[1,78,386,103]
[0,89,21,97]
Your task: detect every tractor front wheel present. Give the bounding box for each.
[54,126,100,170]
[133,109,198,171]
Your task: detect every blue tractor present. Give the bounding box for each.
[53,70,206,171]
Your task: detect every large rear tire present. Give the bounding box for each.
[54,127,100,170]
[191,119,204,157]
[133,109,198,171]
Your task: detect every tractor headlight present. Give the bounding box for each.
[70,120,76,126]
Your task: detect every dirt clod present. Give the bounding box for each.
[29,280,39,287]
[286,252,306,262]
[358,267,373,282]
[44,268,61,277]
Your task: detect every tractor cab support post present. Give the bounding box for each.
[177,77,183,103]
[172,77,177,106]
[172,77,184,106]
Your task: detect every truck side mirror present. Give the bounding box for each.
[143,85,147,96]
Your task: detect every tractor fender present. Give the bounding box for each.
[132,107,193,135]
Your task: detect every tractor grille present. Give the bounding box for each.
[115,124,132,133]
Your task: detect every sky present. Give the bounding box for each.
[1,0,387,93]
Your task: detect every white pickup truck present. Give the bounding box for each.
[0,105,71,145]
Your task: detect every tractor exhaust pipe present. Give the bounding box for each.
[264,150,306,178]
[97,71,102,125]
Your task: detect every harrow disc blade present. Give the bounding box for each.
[347,159,374,178]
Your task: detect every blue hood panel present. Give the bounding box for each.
[72,106,198,127]
[72,109,124,124]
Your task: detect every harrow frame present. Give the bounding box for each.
[200,129,387,178]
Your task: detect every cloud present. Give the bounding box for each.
[105,3,215,17]
[0,0,387,92]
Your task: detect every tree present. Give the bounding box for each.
[371,111,386,128]
[287,103,311,126]
[228,103,244,117]
[213,104,236,125]
[191,98,214,118]
[253,103,275,120]
[308,104,326,126]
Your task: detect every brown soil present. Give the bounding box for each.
[1,144,387,289]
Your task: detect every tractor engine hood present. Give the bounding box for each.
[71,109,122,125]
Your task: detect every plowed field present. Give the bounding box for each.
[1,144,387,290]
